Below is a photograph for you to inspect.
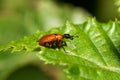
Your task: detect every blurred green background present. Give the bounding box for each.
[0,0,119,80]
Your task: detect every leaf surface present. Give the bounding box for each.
[1,18,120,80]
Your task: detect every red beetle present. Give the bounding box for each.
[38,33,74,52]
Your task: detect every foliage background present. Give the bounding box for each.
[0,0,120,80]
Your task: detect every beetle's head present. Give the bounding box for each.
[63,34,74,40]
[63,33,78,40]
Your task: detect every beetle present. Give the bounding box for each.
[38,33,75,52]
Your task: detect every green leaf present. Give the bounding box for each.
[1,18,120,80]
[115,0,120,12]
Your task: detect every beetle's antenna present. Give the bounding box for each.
[72,32,79,38]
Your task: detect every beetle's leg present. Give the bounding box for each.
[62,41,67,46]
[58,40,62,47]
[43,42,51,48]
[61,41,69,53]
[62,46,68,53]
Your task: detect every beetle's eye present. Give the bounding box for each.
[64,34,69,38]
[63,34,74,40]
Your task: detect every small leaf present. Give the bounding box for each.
[115,0,120,12]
